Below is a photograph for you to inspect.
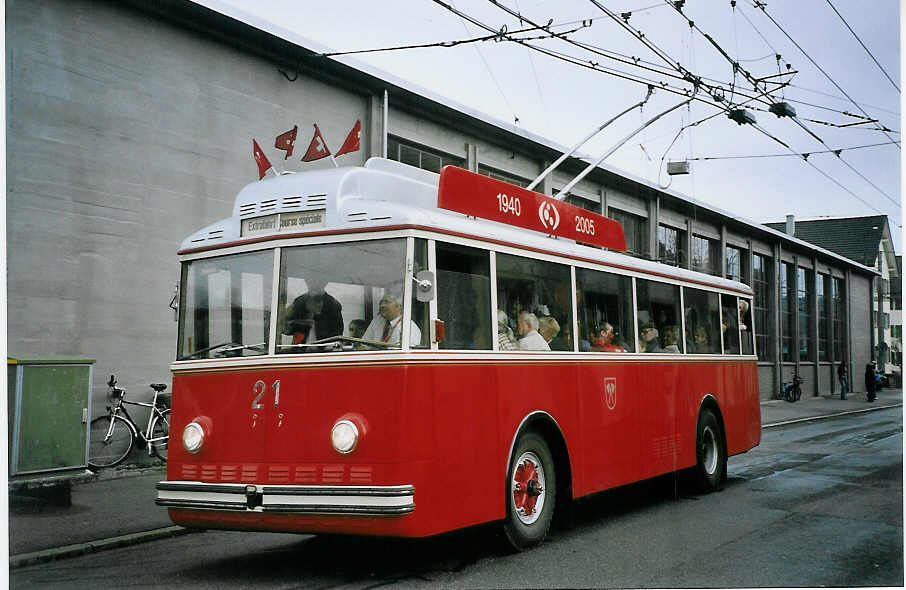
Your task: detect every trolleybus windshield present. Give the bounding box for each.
[177,238,427,359]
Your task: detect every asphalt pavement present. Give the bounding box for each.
[8,386,902,568]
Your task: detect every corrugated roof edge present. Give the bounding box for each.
[186,0,879,277]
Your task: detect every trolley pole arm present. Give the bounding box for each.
[527,86,654,191]
[554,96,694,200]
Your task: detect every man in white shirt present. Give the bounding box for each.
[362,293,422,345]
[517,311,550,351]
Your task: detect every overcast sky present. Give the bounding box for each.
[209,0,901,251]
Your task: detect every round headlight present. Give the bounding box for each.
[331,419,359,454]
[182,421,205,453]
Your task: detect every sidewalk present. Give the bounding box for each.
[9,387,902,568]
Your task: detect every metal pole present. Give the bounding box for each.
[526,86,653,191]
[554,97,693,200]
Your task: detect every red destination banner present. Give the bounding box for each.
[437,166,626,252]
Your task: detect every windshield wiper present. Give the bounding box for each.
[179,341,265,360]
[277,335,397,352]
[216,342,266,356]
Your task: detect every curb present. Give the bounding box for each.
[763,402,902,429]
[10,526,196,569]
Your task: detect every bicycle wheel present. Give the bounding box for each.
[89,415,135,469]
[150,409,171,462]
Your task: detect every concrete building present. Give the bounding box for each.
[6,0,882,406]
[765,215,900,380]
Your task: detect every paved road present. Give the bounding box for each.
[12,407,902,588]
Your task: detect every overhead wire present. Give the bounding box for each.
[319,21,587,57]
[824,0,899,92]
[452,2,521,125]
[686,140,899,161]
[751,0,900,148]
[665,0,900,210]
[428,0,899,221]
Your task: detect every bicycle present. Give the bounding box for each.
[88,375,171,470]
[776,374,803,403]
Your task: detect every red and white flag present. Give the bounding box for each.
[252,139,273,179]
[335,119,362,157]
[301,124,331,162]
[274,125,298,159]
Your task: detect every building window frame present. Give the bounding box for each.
[798,267,814,362]
[692,234,720,276]
[752,253,772,362]
[726,244,747,283]
[609,208,648,259]
[387,136,464,173]
[780,262,794,362]
[657,224,686,267]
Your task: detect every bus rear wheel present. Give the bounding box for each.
[503,432,556,550]
[694,409,726,493]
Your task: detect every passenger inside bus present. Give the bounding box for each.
[516,311,550,351]
[538,316,561,348]
[348,319,367,339]
[282,279,344,344]
[591,322,625,352]
[690,325,711,353]
[639,323,663,353]
[497,310,519,350]
[362,293,421,345]
[663,325,681,353]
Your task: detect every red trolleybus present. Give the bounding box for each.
[157,158,760,549]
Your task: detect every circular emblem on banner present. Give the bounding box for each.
[538,202,560,232]
[604,378,617,410]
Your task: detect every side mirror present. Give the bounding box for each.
[413,270,435,302]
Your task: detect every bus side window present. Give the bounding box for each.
[496,253,571,351]
[575,267,634,352]
[721,294,741,354]
[435,242,491,350]
[636,279,682,353]
[739,297,754,355]
[683,287,721,354]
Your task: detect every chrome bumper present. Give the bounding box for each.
[156,481,415,515]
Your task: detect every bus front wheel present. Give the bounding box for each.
[503,432,556,550]
[694,409,726,493]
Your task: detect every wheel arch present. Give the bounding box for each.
[505,411,574,507]
[697,394,727,455]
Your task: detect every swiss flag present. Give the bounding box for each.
[274,125,298,159]
[252,139,273,180]
[301,124,331,162]
[335,119,362,157]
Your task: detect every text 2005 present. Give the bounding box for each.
[575,215,595,235]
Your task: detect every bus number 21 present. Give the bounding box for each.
[496,193,521,217]
[252,380,281,409]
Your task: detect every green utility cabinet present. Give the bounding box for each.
[8,357,94,481]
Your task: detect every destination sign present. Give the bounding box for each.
[437,166,626,251]
[240,209,326,237]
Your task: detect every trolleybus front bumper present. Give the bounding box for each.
[156,481,415,515]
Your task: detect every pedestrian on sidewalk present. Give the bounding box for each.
[864,363,876,402]
[837,360,848,400]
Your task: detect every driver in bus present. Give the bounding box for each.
[362,293,421,345]
[283,278,343,344]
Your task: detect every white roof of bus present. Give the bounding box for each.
[181,158,755,294]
